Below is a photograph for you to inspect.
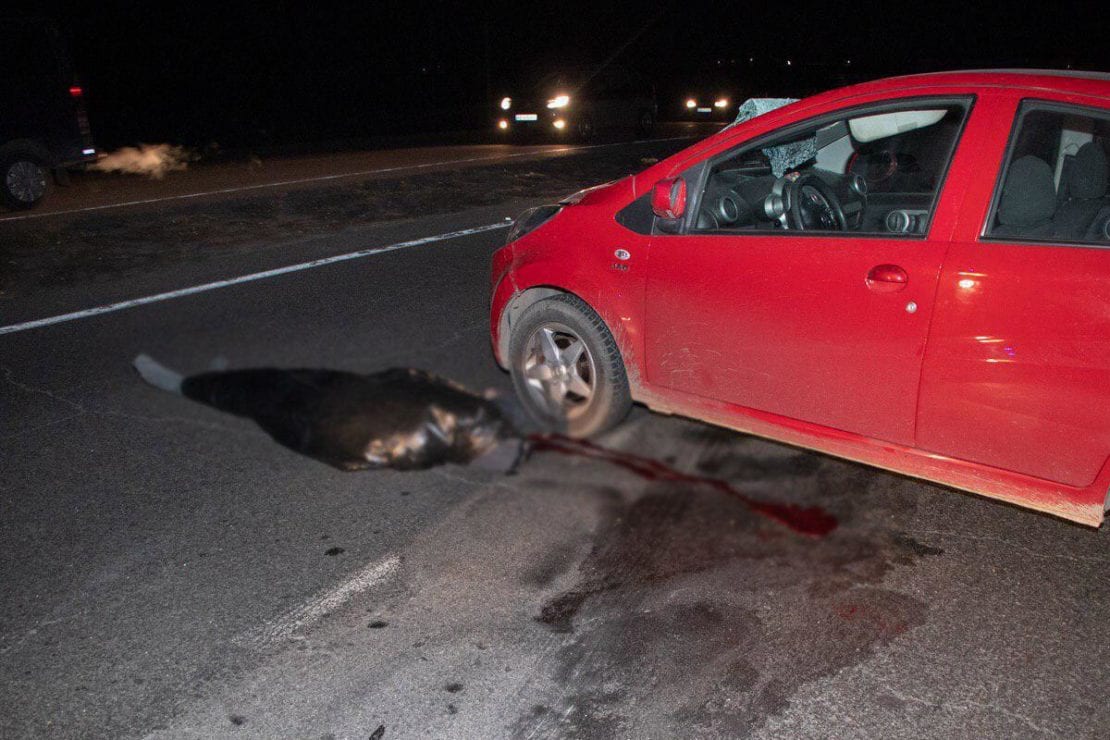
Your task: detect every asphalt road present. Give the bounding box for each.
[0,123,711,224]
[2,133,1109,739]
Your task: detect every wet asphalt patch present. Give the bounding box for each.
[512,438,931,738]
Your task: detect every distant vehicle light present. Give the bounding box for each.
[686,98,697,108]
[498,119,509,130]
[69,86,83,97]
[714,98,729,108]
[553,118,567,130]
[547,94,570,109]
[500,97,512,110]
[81,148,96,155]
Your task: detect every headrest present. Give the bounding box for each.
[998,156,1056,227]
[1068,142,1108,200]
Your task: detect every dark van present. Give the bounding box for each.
[0,18,96,209]
[495,67,657,140]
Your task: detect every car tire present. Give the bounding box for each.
[509,294,632,437]
[1,152,50,210]
[637,110,655,138]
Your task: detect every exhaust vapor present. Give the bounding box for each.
[91,144,191,179]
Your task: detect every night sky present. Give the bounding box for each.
[14,1,1109,149]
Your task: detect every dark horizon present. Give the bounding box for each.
[12,1,1109,149]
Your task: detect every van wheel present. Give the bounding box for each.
[1,153,49,210]
[509,294,631,437]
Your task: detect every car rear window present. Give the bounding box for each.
[983,101,1110,246]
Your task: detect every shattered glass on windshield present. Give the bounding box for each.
[732,97,816,177]
[732,97,799,124]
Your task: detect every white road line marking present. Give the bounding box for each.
[0,221,510,336]
[238,555,401,649]
[0,135,694,222]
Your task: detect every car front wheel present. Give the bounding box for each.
[508,294,631,437]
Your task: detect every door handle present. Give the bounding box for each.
[866,264,908,293]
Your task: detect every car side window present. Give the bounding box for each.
[984,101,1110,245]
[692,99,971,237]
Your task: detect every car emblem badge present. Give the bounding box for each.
[614,249,631,261]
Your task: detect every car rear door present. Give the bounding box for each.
[916,93,1110,488]
[643,94,986,447]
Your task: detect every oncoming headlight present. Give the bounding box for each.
[506,205,561,244]
[500,96,512,110]
[546,94,570,109]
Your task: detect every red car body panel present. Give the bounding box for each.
[491,71,1110,527]
[491,177,652,374]
[643,231,948,448]
[918,92,1110,490]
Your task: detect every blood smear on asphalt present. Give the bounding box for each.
[528,433,838,537]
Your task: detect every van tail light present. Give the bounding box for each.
[651,177,687,220]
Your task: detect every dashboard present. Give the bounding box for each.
[694,167,932,236]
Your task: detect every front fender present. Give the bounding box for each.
[490,257,645,387]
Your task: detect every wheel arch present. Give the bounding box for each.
[496,286,576,368]
[496,285,630,377]
[0,139,54,165]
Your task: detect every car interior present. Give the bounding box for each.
[693,103,968,236]
[988,106,1110,243]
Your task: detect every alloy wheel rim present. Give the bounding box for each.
[6,161,46,203]
[522,322,597,420]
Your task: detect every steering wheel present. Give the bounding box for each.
[777,173,847,231]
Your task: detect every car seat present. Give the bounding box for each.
[1053,142,1108,240]
[994,155,1056,239]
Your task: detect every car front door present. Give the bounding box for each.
[644,95,982,446]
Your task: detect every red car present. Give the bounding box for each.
[490,70,1110,527]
